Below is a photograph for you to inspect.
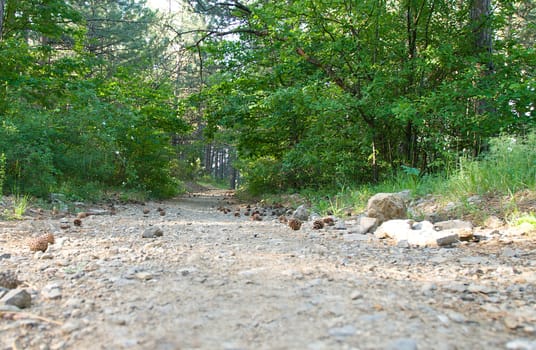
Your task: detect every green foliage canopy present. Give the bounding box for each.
[190,0,536,193]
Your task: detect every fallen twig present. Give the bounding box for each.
[1,311,63,326]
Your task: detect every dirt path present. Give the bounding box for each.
[1,190,535,350]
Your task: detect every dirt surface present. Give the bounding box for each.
[1,189,536,350]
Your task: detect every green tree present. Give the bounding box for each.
[187,0,536,192]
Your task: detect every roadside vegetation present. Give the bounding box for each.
[0,0,534,228]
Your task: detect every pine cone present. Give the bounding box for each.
[250,213,262,221]
[313,220,325,230]
[29,237,48,252]
[0,271,20,289]
[39,232,55,244]
[74,218,82,226]
[288,218,302,230]
[322,217,335,226]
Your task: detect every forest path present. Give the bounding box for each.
[1,190,535,350]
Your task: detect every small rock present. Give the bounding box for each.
[504,316,521,330]
[385,338,418,350]
[135,272,154,281]
[434,219,472,231]
[356,216,378,234]
[484,215,503,229]
[60,320,82,335]
[344,234,369,242]
[293,205,310,221]
[467,284,496,294]
[334,221,347,230]
[41,283,61,300]
[447,311,466,323]
[0,289,31,309]
[142,227,164,238]
[350,291,363,300]
[328,325,357,338]
[397,240,410,248]
[435,233,459,247]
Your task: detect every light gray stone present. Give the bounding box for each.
[344,234,369,242]
[142,227,163,238]
[385,338,418,350]
[328,325,357,338]
[357,216,378,234]
[293,205,310,221]
[334,221,347,230]
[506,339,536,350]
[0,289,31,309]
[434,220,473,231]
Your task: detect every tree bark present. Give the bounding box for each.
[0,0,5,41]
[471,0,493,67]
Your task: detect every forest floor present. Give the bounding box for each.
[1,188,536,350]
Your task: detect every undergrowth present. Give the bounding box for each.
[298,133,536,218]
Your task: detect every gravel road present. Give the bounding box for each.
[1,190,535,350]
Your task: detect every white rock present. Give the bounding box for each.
[506,339,536,350]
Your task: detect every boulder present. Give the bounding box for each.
[367,193,407,225]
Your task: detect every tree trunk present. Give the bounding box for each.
[471,0,492,60]
[0,0,5,41]
[470,0,493,156]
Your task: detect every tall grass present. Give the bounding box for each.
[448,134,536,198]
[308,133,536,215]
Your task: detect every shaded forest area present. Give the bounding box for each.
[0,0,535,200]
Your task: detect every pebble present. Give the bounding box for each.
[350,291,363,300]
[142,227,164,238]
[334,221,347,230]
[60,320,82,335]
[385,338,418,350]
[328,324,357,338]
[42,283,63,300]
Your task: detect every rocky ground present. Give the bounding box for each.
[1,189,536,350]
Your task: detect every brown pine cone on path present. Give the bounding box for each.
[313,219,325,229]
[28,237,48,252]
[288,218,302,230]
[40,232,55,244]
